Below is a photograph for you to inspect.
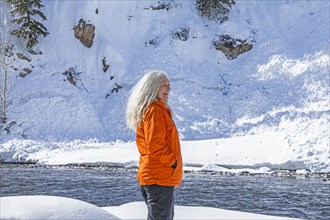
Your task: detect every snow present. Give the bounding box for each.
[103,201,297,220]
[0,134,312,173]
[0,196,299,220]
[0,0,329,219]
[0,196,118,220]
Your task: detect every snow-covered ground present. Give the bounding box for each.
[0,195,300,219]
[0,133,322,174]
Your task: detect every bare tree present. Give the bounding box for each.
[0,0,22,126]
[0,1,37,139]
[0,45,16,124]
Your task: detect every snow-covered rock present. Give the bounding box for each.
[0,195,119,220]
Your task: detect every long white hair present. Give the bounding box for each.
[126,70,169,130]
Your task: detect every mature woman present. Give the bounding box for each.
[126,70,183,220]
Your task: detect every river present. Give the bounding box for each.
[0,164,329,219]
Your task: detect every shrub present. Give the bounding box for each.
[172,28,190,41]
[195,0,235,23]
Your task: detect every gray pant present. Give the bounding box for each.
[141,184,175,220]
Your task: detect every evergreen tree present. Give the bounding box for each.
[5,0,49,51]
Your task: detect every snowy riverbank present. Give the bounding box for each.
[0,195,300,220]
[1,132,329,174]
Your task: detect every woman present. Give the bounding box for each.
[126,70,183,220]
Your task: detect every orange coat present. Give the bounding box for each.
[136,100,183,186]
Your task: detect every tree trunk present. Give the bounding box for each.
[1,60,8,124]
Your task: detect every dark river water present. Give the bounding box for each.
[0,164,329,220]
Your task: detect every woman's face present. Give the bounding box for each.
[157,76,171,102]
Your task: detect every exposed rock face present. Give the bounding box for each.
[62,67,78,86]
[74,19,95,48]
[102,57,110,73]
[213,35,253,60]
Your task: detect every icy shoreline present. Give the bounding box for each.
[1,163,329,181]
